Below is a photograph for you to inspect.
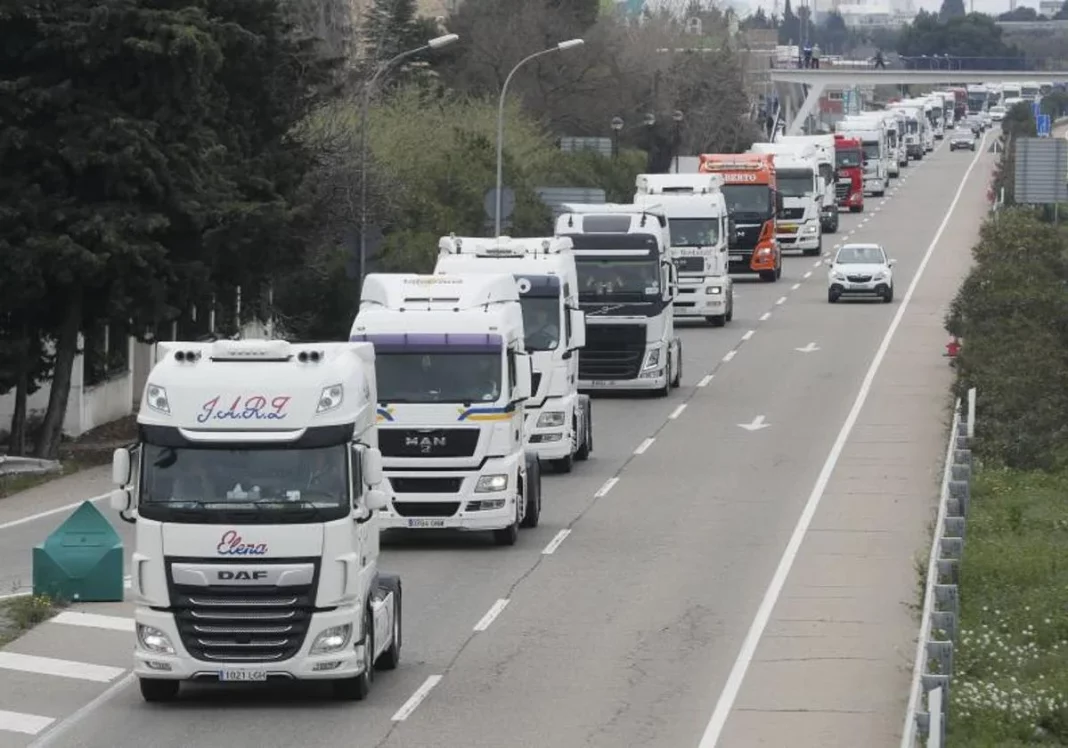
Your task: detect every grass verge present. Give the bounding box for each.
[949,467,1068,746]
[0,453,111,499]
[0,594,66,647]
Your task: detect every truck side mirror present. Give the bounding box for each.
[361,446,383,487]
[109,488,130,512]
[568,309,586,350]
[365,488,388,512]
[514,352,532,402]
[112,447,131,487]
[775,192,784,214]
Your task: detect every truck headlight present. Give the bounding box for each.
[138,624,175,655]
[146,385,170,414]
[310,624,352,654]
[475,474,508,493]
[803,224,819,234]
[642,348,661,370]
[317,384,344,413]
[537,411,565,428]
[706,286,722,295]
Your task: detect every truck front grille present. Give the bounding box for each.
[780,207,805,220]
[392,501,461,517]
[580,324,646,380]
[390,476,462,493]
[674,256,703,273]
[379,428,481,458]
[835,182,850,200]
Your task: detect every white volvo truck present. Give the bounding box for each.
[434,235,592,473]
[555,203,682,396]
[773,133,840,233]
[109,339,401,703]
[747,143,823,255]
[632,173,734,327]
[350,273,542,546]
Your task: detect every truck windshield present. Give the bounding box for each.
[377,351,503,403]
[669,218,720,247]
[577,258,660,300]
[836,149,862,168]
[907,120,918,133]
[139,444,350,517]
[862,142,880,160]
[776,169,814,197]
[519,296,561,351]
[721,185,773,219]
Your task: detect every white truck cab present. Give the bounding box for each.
[747,143,824,255]
[109,339,401,703]
[835,116,890,196]
[351,273,542,546]
[555,203,682,395]
[434,235,592,473]
[773,133,841,233]
[894,101,928,160]
[632,173,734,326]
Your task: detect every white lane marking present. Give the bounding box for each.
[668,404,687,420]
[737,415,770,431]
[758,312,771,321]
[634,437,656,454]
[812,260,822,268]
[741,330,754,342]
[699,133,989,748]
[795,342,820,353]
[0,493,109,532]
[25,673,135,748]
[392,675,444,721]
[722,350,736,362]
[0,709,54,736]
[803,271,812,279]
[541,529,571,555]
[775,296,786,305]
[697,374,714,388]
[49,612,134,633]
[790,283,800,291]
[473,599,509,632]
[0,653,125,683]
[594,477,619,498]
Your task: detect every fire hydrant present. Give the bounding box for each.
[945,337,962,359]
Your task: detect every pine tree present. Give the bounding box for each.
[363,0,425,63]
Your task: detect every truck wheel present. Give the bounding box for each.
[551,454,573,474]
[575,401,592,461]
[520,457,541,529]
[671,341,682,388]
[333,608,374,700]
[493,497,520,546]
[726,294,734,322]
[759,269,777,282]
[849,205,863,213]
[139,678,179,703]
[375,575,401,671]
[706,315,726,327]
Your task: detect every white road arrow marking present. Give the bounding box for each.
[738,415,770,431]
[795,342,820,353]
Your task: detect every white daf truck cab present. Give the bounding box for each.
[555,203,682,396]
[773,133,840,233]
[109,339,401,703]
[835,117,890,196]
[747,142,823,255]
[434,235,592,474]
[632,173,734,327]
[350,273,542,546]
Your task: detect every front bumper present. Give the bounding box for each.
[380,466,520,531]
[863,177,883,192]
[133,607,366,681]
[673,282,728,318]
[728,248,776,273]
[829,280,890,297]
[580,366,667,392]
[776,231,819,250]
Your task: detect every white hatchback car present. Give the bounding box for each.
[826,243,895,303]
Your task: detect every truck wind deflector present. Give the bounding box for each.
[349,332,503,353]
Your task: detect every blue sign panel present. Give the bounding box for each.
[1037,114,1051,137]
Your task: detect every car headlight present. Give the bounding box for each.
[832,272,846,281]
[146,385,170,414]
[872,272,886,281]
[537,411,565,428]
[706,286,722,295]
[475,474,508,493]
[317,384,344,413]
[642,348,661,370]
[137,624,175,655]
[310,624,352,654]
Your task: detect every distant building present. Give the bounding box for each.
[832,0,915,27]
[1038,0,1061,16]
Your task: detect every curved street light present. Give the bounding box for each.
[359,33,459,283]
[494,39,585,237]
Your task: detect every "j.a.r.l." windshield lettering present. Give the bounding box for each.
[197,395,291,424]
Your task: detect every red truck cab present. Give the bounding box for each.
[833,135,864,213]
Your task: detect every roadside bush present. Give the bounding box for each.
[946,208,1068,469]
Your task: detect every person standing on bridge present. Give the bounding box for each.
[873,49,886,70]
[802,43,813,69]
[811,43,821,69]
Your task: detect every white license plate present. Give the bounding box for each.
[589,381,614,387]
[407,518,446,528]
[219,669,267,682]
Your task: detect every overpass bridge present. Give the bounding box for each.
[769,67,1068,135]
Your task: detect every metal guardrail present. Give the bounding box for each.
[0,455,61,477]
[900,388,977,748]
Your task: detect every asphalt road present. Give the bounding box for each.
[0,136,995,748]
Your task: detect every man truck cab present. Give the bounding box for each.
[110,338,402,703]
[555,203,682,396]
[632,173,735,327]
[351,273,542,546]
[773,133,841,233]
[747,142,824,256]
[434,235,592,473]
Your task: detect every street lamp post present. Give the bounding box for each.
[610,116,624,158]
[494,39,584,237]
[358,33,458,284]
[671,110,684,173]
[643,112,656,172]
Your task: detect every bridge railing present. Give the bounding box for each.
[771,56,1068,71]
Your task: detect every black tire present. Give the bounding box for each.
[874,190,885,197]
[706,315,726,327]
[759,268,777,282]
[375,575,401,671]
[520,456,541,529]
[850,205,863,213]
[551,453,573,474]
[726,295,734,321]
[493,496,520,545]
[828,289,839,304]
[575,400,592,461]
[139,678,179,703]
[333,608,374,700]
[671,341,682,388]
[884,285,894,303]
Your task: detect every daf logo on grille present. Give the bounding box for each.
[406,435,447,453]
[218,570,268,581]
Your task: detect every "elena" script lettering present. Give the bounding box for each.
[197,395,291,424]
[216,530,268,556]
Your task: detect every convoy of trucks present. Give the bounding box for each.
[109,75,987,708]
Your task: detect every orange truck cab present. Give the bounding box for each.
[697,154,782,282]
